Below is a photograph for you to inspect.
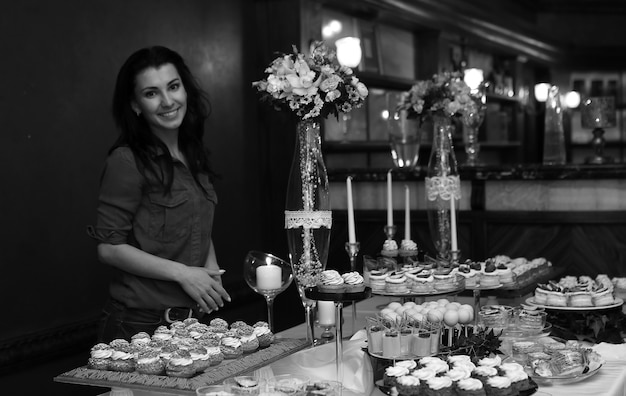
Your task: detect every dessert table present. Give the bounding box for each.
[90,295,626,396]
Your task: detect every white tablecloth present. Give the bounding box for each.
[99,295,626,396]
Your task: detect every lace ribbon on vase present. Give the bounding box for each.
[285,210,333,229]
[425,175,461,201]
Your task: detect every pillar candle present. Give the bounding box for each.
[347,176,356,243]
[256,264,282,290]
[451,197,458,252]
[387,170,393,227]
[404,185,410,240]
[317,301,335,325]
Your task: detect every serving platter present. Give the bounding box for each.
[371,285,465,297]
[528,364,602,386]
[525,297,623,311]
[375,379,539,395]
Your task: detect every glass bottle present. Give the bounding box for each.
[542,85,566,165]
[425,114,461,263]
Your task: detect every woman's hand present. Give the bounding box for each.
[177,266,231,314]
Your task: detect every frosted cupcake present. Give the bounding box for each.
[485,376,514,396]
[425,376,454,396]
[341,271,366,292]
[399,239,418,256]
[456,378,486,396]
[381,239,399,257]
[317,270,346,292]
[396,375,420,396]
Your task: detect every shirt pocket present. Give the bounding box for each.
[147,190,191,242]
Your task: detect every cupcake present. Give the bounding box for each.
[136,349,165,375]
[109,340,135,372]
[385,272,408,293]
[252,324,275,348]
[484,376,514,396]
[456,378,486,396]
[383,365,410,388]
[369,270,389,292]
[399,239,418,256]
[472,366,498,383]
[446,366,472,382]
[425,376,454,396]
[503,368,531,394]
[477,355,502,368]
[189,346,211,373]
[396,375,420,396]
[381,239,399,257]
[87,343,113,370]
[341,271,366,292]
[317,270,346,292]
[165,350,196,378]
[220,336,243,359]
[395,359,418,371]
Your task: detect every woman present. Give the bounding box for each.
[88,46,230,342]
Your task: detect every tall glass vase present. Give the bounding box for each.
[462,84,486,166]
[425,114,461,264]
[285,119,332,345]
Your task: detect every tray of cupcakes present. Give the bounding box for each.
[54,317,309,394]
[528,274,624,310]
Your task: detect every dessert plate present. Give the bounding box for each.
[371,286,464,297]
[525,297,623,311]
[529,363,602,385]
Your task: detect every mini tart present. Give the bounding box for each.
[592,288,615,306]
[369,270,389,292]
[534,287,549,304]
[479,272,500,287]
[546,291,568,307]
[317,269,346,292]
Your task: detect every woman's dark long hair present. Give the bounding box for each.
[111,46,213,193]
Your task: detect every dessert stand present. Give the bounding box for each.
[305,286,371,382]
[465,284,503,325]
[371,286,464,305]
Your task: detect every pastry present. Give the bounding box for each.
[189,345,211,373]
[206,346,224,366]
[381,239,399,257]
[458,265,478,287]
[546,291,567,307]
[533,286,549,304]
[385,272,408,293]
[226,376,263,394]
[239,333,260,353]
[433,272,459,291]
[341,271,365,292]
[317,269,346,292]
[479,272,500,288]
[87,343,113,370]
[409,271,434,293]
[252,324,274,348]
[368,270,389,292]
[165,350,196,378]
[209,318,229,332]
[496,265,515,285]
[456,378,486,396]
[136,349,165,375]
[158,343,178,363]
[130,331,152,348]
[220,336,243,359]
[109,341,135,372]
[592,287,615,306]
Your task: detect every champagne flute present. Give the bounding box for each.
[243,251,293,332]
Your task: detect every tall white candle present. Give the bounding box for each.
[451,196,458,252]
[404,185,410,240]
[347,176,356,243]
[387,170,393,227]
[317,300,335,325]
[256,265,282,290]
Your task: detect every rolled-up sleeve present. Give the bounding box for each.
[87,148,144,245]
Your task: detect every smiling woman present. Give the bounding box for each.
[87,46,231,342]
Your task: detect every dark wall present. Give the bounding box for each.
[0,0,266,344]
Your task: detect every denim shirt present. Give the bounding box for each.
[88,146,218,309]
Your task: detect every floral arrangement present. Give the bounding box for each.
[252,41,369,121]
[397,71,477,120]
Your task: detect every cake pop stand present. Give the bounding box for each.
[305,286,371,382]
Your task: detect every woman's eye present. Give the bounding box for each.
[144,91,156,98]
[170,83,180,91]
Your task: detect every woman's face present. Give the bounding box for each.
[131,63,187,136]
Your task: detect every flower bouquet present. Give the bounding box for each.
[252,41,368,121]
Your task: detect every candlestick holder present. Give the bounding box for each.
[383,225,397,240]
[451,250,461,265]
[314,320,335,344]
[344,241,360,338]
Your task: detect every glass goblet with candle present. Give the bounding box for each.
[244,251,293,332]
